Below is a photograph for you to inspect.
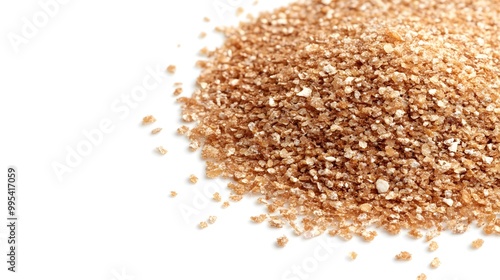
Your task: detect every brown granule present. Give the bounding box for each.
[276,235,289,247]
[179,0,500,240]
[250,214,267,223]
[199,32,207,39]
[142,115,156,125]
[349,252,358,260]
[428,241,439,252]
[166,65,176,74]
[203,17,210,22]
[213,192,222,202]
[199,221,208,229]
[189,175,198,184]
[360,230,377,242]
[269,217,285,228]
[208,216,217,224]
[425,230,441,242]
[417,274,427,280]
[430,257,441,268]
[151,128,162,134]
[157,146,167,155]
[199,47,209,57]
[173,87,183,96]
[221,201,230,208]
[235,7,244,17]
[395,251,412,261]
[170,191,177,197]
[408,229,423,239]
[229,194,243,202]
[173,82,183,87]
[177,126,189,135]
[471,238,484,249]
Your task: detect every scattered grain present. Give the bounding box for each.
[170,191,177,197]
[395,251,412,261]
[417,274,427,280]
[151,128,162,134]
[208,216,217,224]
[428,241,439,252]
[349,252,358,260]
[189,175,198,184]
[173,87,183,96]
[157,146,168,155]
[471,238,484,249]
[276,235,289,247]
[236,7,244,16]
[142,115,156,125]
[166,65,176,74]
[430,257,441,268]
[199,221,208,229]
[251,214,267,223]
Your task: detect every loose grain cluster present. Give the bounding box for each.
[179,0,500,240]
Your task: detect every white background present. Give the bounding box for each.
[0,0,498,279]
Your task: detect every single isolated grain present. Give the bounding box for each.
[208,216,217,224]
[142,115,156,125]
[157,146,168,155]
[428,241,439,252]
[349,252,358,260]
[417,274,427,280]
[395,251,412,261]
[199,221,208,229]
[166,65,176,74]
[430,257,441,269]
[151,128,162,134]
[471,238,484,249]
[276,235,289,247]
[213,192,222,202]
[179,0,500,239]
[173,88,183,96]
[189,175,198,184]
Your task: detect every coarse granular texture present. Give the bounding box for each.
[276,235,289,247]
[222,201,230,208]
[395,251,412,261]
[428,241,438,252]
[430,257,441,268]
[471,238,484,249]
[251,214,267,223]
[417,274,427,280]
[179,0,500,239]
